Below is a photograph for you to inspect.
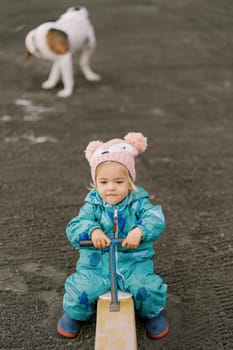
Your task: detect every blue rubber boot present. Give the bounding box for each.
[145,311,169,339]
[57,312,81,338]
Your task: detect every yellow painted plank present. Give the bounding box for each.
[95,295,137,350]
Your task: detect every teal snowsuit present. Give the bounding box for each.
[63,186,167,321]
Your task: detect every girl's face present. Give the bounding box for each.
[96,162,131,205]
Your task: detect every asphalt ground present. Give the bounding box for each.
[0,0,233,349]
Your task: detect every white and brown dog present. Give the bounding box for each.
[25,7,101,97]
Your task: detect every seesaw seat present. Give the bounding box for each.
[95,291,137,350]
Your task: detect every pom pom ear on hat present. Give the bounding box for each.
[124,132,147,154]
[85,141,103,162]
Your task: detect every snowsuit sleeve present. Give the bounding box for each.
[136,197,166,242]
[66,202,100,249]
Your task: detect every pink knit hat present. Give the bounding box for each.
[85,132,147,182]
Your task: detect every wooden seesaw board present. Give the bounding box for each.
[95,291,137,350]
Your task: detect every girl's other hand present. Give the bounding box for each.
[122,227,143,248]
[91,229,111,249]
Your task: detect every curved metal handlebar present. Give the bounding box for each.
[79,238,124,247]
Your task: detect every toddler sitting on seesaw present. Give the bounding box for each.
[57,132,169,339]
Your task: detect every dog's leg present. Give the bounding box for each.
[56,53,74,98]
[79,42,101,82]
[42,62,61,90]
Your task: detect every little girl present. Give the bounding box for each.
[57,132,169,339]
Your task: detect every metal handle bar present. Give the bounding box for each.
[79,238,124,247]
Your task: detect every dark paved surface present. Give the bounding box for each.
[0,1,233,349]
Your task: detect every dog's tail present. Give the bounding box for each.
[24,48,32,61]
[65,6,89,18]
